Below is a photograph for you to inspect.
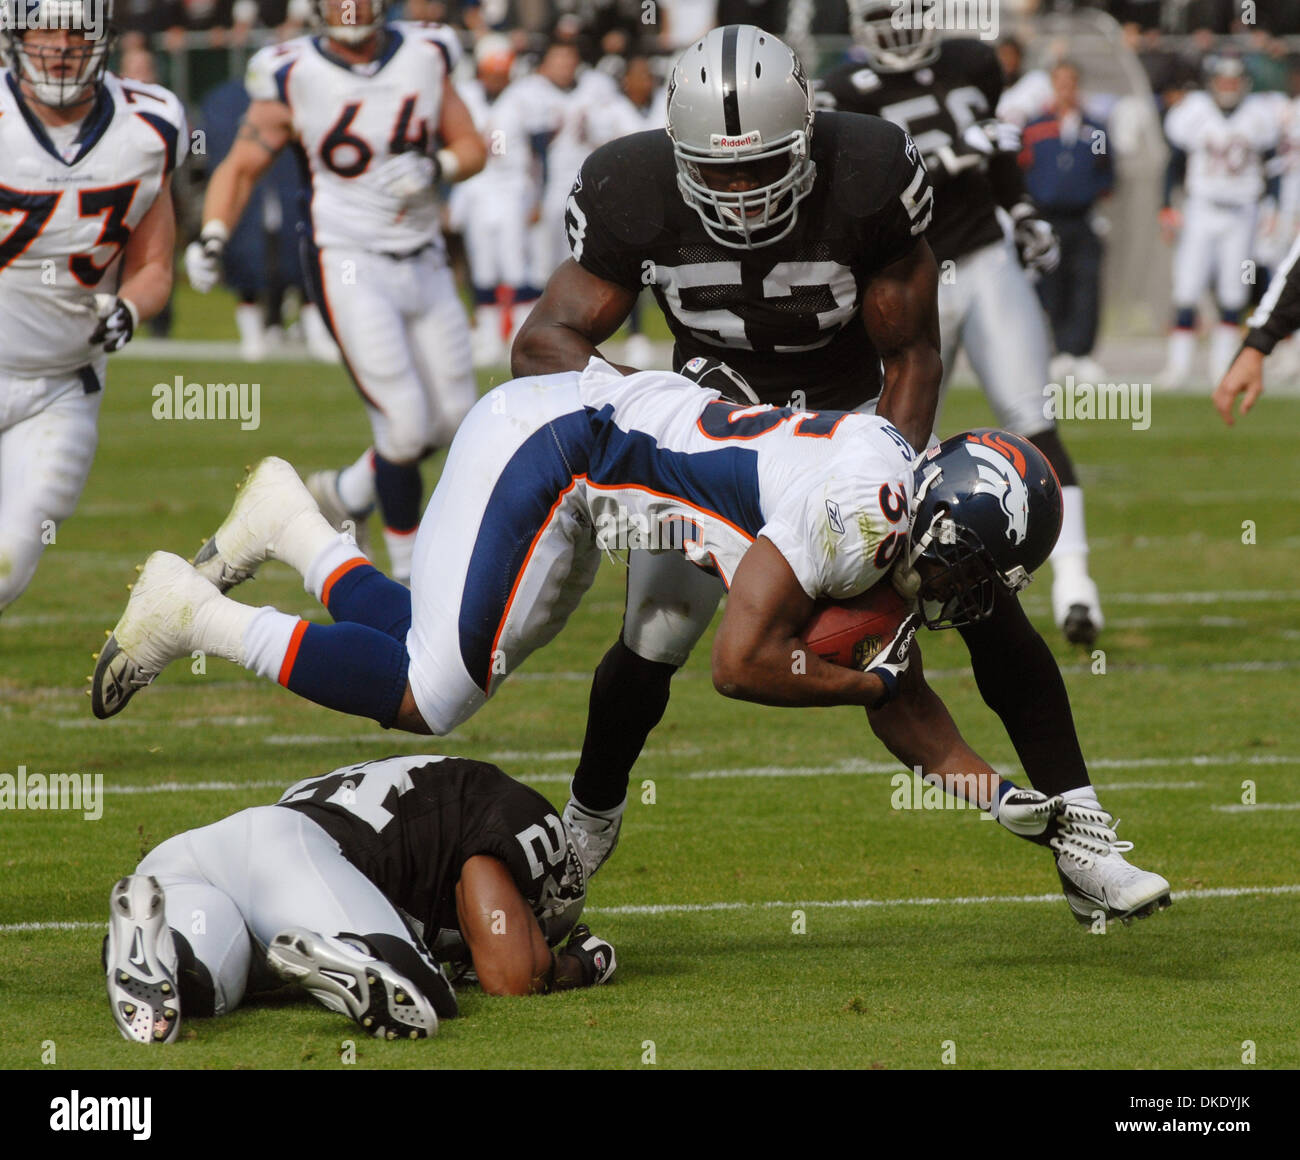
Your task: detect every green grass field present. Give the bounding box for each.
[2,312,1299,1069]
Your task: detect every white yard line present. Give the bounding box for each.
[9,883,1298,933]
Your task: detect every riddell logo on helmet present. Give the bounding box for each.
[710,131,763,149]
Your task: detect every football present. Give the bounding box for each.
[798,583,910,670]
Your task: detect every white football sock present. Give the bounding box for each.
[304,538,369,602]
[1211,323,1241,383]
[191,591,261,666]
[337,449,375,513]
[1053,484,1090,561]
[1166,327,1195,378]
[1061,785,1104,813]
[384,527,418,583]
[241,606,303,680]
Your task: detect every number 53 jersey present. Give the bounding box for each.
[0,71,186,380]
[565,112,932,411]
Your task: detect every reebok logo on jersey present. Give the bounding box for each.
[825,500,845,536]
[710,131,763,149]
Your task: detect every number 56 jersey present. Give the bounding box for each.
[246,23,460,256]
[0,71,186,380]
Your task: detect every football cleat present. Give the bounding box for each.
[193,456,324,593]
[267,928,438,1040]
[106,876,181,1044]
[92,553,221,719]
[1051,805,1172,926]
[1052,574,1103,647]
[561,798,623,880]
[306,469,372,556]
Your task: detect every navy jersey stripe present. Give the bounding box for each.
[585,405,764,537]
[135,112,180,175]
[457,410,596,693]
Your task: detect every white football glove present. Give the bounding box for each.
[962,117,1021,156]
[1009,202,1060,275]
[865,610,923,707]
[91,294,138,353]
[991,783,1064,838]
[185,222,228,293]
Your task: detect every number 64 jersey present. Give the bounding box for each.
[0,72,186,383]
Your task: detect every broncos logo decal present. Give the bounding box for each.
[965,441,1031,545]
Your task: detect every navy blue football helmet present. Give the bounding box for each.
[908,429,1063,629]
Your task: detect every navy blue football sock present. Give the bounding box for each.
[279,622,410,727]
[373,453,421,534]
[323,561,412,640]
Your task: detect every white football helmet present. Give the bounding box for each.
[847,0,939,73]
[1,0,115,109]
[312,0,388,46]
[666,24,815,249]
[1206,53,1249,111]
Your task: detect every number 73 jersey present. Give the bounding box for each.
[0,71,186,378]
[245,23,460,255]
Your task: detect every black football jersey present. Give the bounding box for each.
[277,755,571,950]
[819,38,1011,265]
[565,111,932,411]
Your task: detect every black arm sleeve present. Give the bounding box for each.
[988,151,1029,210]
[1163,146,1186,208]
[1244,234,1300,354]
[957,586,1090,797]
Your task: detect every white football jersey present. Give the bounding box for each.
[511,67,618,197]
[457,77,534,190]
[0,71,186,378]
[586,88,666,149]
[574,360,917,599]
[1165,91,1281,205]
[247,22,462,253]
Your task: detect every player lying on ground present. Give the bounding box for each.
[1213,227,1300,425]
[0,0,183,613]
[90,359,1171,926]
[105,754,614,1044]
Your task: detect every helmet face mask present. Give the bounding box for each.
[847,0,939,73]
[666,25,816,250]
[908,429,1062,630]
[312,0,388,47]
[2,1,116,110]
[1207,55,1248,111]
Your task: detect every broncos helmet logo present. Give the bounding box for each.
[965,443,1031,545]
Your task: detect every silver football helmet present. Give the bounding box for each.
[1,0,116,109]
[666,24,815,249]
[1206,53,1248,111]
[312,0,388,46]
[847,0,939,73]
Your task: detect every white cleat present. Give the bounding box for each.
[1052,574,1104,647]
[1051,805,1172,926]
[194,456,324,592]
[267,928,438,1040]
[561,798,624,880]
[91,552,221,719]
[306,469,372,556]
[106,875,181,1044]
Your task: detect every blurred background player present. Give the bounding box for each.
[821,2,1105,646]
[1159,53,1283,388]
[450,33,536,368]
[105,754,614,1043]
[184,0,486,580]
[1019,59,1115,385]
[0,0,184,614]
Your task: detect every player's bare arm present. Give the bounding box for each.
[712,537,895,709]
[436,77,487,183]
[862,237,943,452]
[456,855,612,995]
[204,99,295,230]
[115,179,176,323]
[510,258,639,376]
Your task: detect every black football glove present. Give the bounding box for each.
[864,610,922,708]
[91,294,138,353]
[561,923,616,987]
[679,356,761,405]
[1009,202,1060,275]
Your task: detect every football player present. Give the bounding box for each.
[91,360,1168,928]
[0,0,184,613]
[508,28,1163,921]
[184,0,486,580]
[1160,54,1282,390]
[105,753,615,1044]
[1214,226,1300,424]
[818,4,1104,647]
